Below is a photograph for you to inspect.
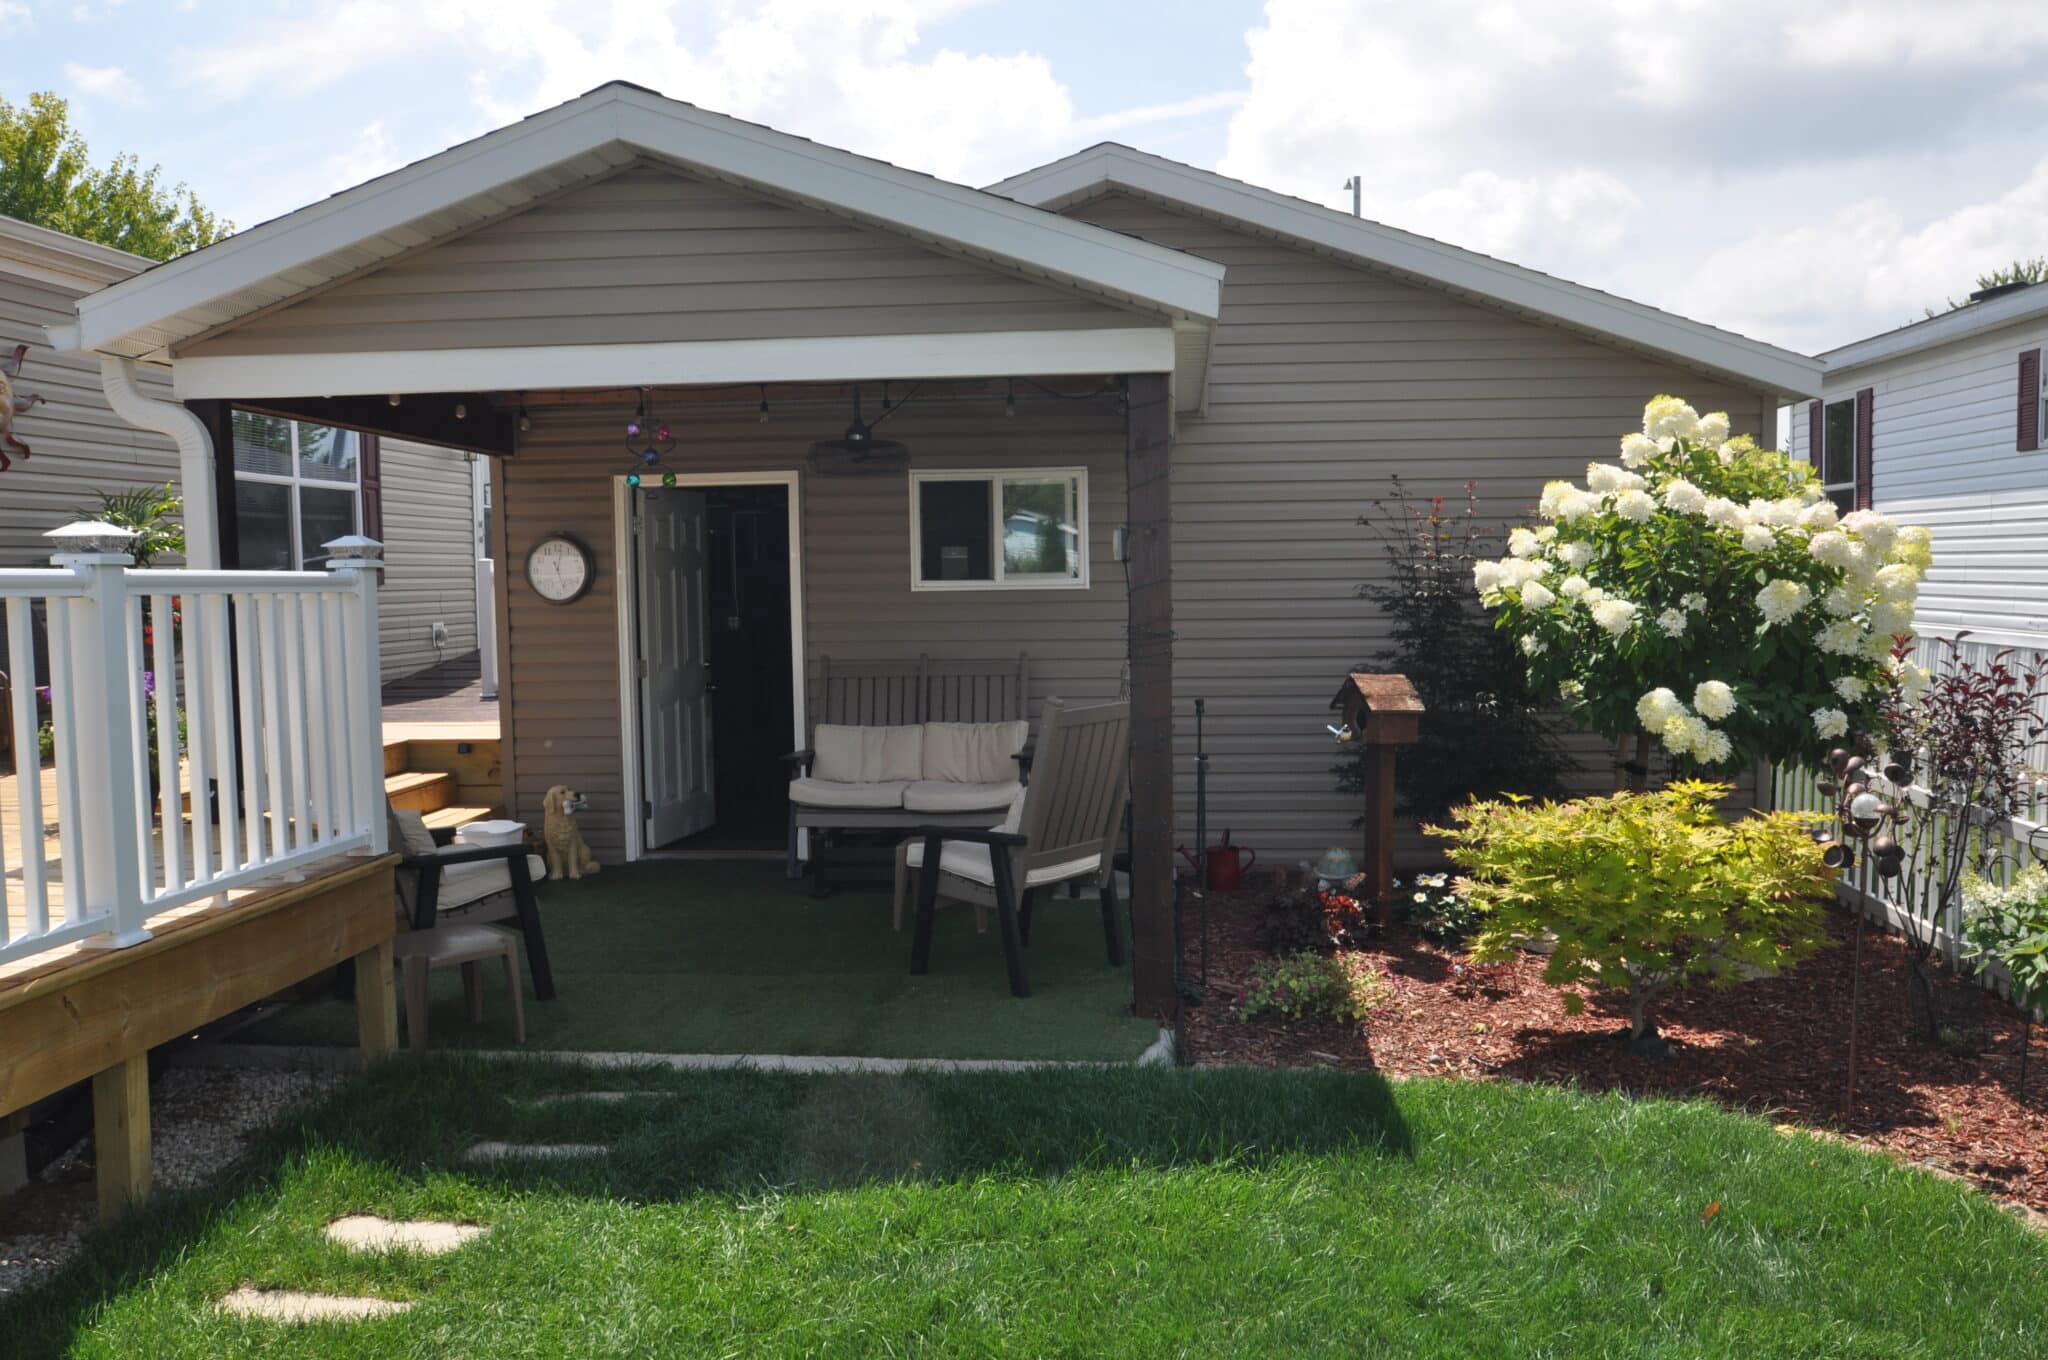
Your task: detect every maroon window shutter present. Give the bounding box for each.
[1807,399,1823,466]
[359,433,385,581]
[1854,387,1874,510]
[2020,349,2042,452]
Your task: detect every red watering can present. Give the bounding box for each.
[1179,830,1257,891]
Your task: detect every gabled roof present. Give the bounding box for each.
[989,143,1821,402]
[1821,282,2048,376]
[55,84,1223,367]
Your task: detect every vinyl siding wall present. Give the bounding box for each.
[1063,193,1777,865]
[1787,317,2048,651]
[498,394,1128,859]
[377,437,479,682]
[179,162,1149,358]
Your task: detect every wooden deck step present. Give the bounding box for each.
[421,805,496,832]
[384,769,453,812]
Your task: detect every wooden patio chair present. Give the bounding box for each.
[392,917,527,1052]
[388,807,556,1001]
[901,698,1129,998]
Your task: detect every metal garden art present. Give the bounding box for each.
[1,342,45,471]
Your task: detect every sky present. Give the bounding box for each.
[9,0,2048,355]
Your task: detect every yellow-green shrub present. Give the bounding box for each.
[1429,781,1833,1050]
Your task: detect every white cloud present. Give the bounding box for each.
[325,121,402,193]
[64,60,142,105]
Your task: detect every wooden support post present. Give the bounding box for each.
[356,937,399,1063]
[1124,372,1177,1023]
[1362,746,1397,927]
[92,1054,150,1221]
[0,1108,30,1198]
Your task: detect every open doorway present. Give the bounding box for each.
[628,476,801,857]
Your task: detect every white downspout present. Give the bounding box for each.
[98,356,221,569]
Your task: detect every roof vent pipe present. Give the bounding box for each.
[99,356,221,568]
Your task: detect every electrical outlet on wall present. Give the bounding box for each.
[431,621,449,648]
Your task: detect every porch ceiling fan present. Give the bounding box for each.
[808,384,910,476]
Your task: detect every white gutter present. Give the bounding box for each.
[98,356,221,569]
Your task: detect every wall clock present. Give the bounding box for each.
[525,532,596,604]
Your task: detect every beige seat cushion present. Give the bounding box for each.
[435,853,548,911]
[905,837,1100,889]
[788,777,909,810]
[901,779,1022,814]
[920,721,1030,784]
[812,724,923,783]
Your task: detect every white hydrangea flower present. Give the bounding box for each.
[1696,411,1731,446]
[1874,563,1920,599]
[1741,523,1776,553]
[1613,489,1656,522]
[1817,620,1866,656]
[1823,585,1857,617]
[1557,489,1602,521]
[1840,509,1897,555]
[1581,585,1609,605]
[1681,592,1707,613]
[1519,579,1557,609]
[1560,574,1591,599]
[1869,601,1914,636]
[1591,598,1638,634]
[1834,675,1867,702]
[1473,560,1505,599]
[1756,578,1813,626]
[1538,481,1574,519]
[1520,634,1544,656]
[1636,687,1684,729]
[1750,497,1801,530]
[1704,497,1749,530]
[1661,479,1707,514]
[1799,482,1827,505]
[1893,659,1932,703]
[1715,442,1741,465]
[1558,541,1594,569]
[1811,707,1850,740]
[1619,432,1659,467]
[1697,728,1734,764]
[1643,395,1702,445]
[1662,712,1707,756]
[1808,531,1857,570]
[1586,462,1645,494]
[1797,500,1840,532]
[1508,526,1542,557]
[1693,680,1736,721]
[1656,608,1687,638]
[1536,525,1559,543]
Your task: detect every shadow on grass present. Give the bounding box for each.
[1,1058,1411,1353]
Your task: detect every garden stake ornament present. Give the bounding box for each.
[0,343,45,471]
[1815,744,1910,1116]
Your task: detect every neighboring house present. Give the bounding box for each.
[0,214,485,685]
[1785,282,2048,654]
[46,84,1819,1015]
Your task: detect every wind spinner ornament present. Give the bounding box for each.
[623,390,679,487]
[0,344,45,472]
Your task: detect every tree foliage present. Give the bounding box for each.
[1432,781,1835,1049]
[80,483,183,566]
[1928,257,2047,316]
[0,91,229,260]
[1338,479,1572,822]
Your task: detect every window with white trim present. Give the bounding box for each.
[231,411,362,570]
[1820,398,1857,514]
[909,469,1088,590]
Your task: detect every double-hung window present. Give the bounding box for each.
[1820,398,1857,513]
[231,412,363,570]
[909,469,1088,590]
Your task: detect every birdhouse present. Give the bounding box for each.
[1330,672,1424,747]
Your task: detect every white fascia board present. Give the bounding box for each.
[0,215,150,292]
[993,146,1821,401]
[169,328,1180,401]
[1823,288,2048,375]
[75,88,1223,355]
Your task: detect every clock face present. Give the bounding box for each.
[526,534,593,604]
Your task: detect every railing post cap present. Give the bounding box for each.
[322,534,384,567]
[45,519,139,562]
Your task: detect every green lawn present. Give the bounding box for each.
[238,860,1157,1061]
[6,1060,2046,1358]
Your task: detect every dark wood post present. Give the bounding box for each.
[185,399,240,568]
[1362,744,1397,924]
[1124,373,1176,1023]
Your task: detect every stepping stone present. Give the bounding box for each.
[462,1140,608,1162]
[217,1287,412,1322]
[325,1215,485,1255]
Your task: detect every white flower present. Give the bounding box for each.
[1681,592,1707,613]
[1752,497,1801,530]
[1661,479,1707,514]
[1716,442,1740,465]
[1662,712,1707,756]
[1656,608,1687,638]
[1558,541,1594,569]
[1874,563,1920,599]
[1581,585,1608,605]
[1613,489,1656,522]
[1704,497,1749,530]
[1520,634,1544,656]
[1508,526,1542,557]
[1741,523,1776,553]
[1808,530,1857,570]
[1756,579,1813,626]
[1536,525,1558,543]
[1816,620,1866,656]
[1840,509,1897,555]
[1811,707,1850,740]
[1834,676,1867,702]
[1870,601,1914,636]
[1797,500,1840,532]
[1697,728,1734,764]
[1893,659,1932,703]
[1538,481,1574,519]
[1560,574,1591,599]
[1619,433,1659,467]
[1637,687,1684,729]
[1697,411,1731,446]
[1693,680,1736,721]
[1519,580,1557,609]
[1557,489,1602,521]
[1823,586,1858,617]
[1896,524,1933,553]
[1473,561,1504,599]
[1643,395,1702,445]
[1586,462,1645,494]
[1591,598,1638,635]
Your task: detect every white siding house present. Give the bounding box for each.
[1786,284,2048,651]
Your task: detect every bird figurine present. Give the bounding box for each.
[0,344,45,472]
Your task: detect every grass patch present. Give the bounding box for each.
[237,860,1156,1061]
[5,1060,2046,1357]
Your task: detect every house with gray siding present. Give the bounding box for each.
[0,215,485,686]
[43,83,1818,1020]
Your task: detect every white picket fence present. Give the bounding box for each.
[0,524,387,967]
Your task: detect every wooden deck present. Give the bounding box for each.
[381,651,498,727]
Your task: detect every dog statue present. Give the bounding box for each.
[541,784,601,881]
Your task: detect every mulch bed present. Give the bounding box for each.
[1177,883,2048,1215]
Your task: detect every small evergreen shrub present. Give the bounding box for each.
[1237,952,1392,1025]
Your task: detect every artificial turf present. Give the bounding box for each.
[5,1058,2045,1358]
[236,861,1158,1061]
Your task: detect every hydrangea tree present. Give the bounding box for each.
[1474,396,1933,774]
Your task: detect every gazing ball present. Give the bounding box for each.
[662,471,677,487]
[657,425,671,442]
[627,421,641,437]
[626,473,642,487]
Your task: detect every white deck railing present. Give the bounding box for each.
[1,524,387,967]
